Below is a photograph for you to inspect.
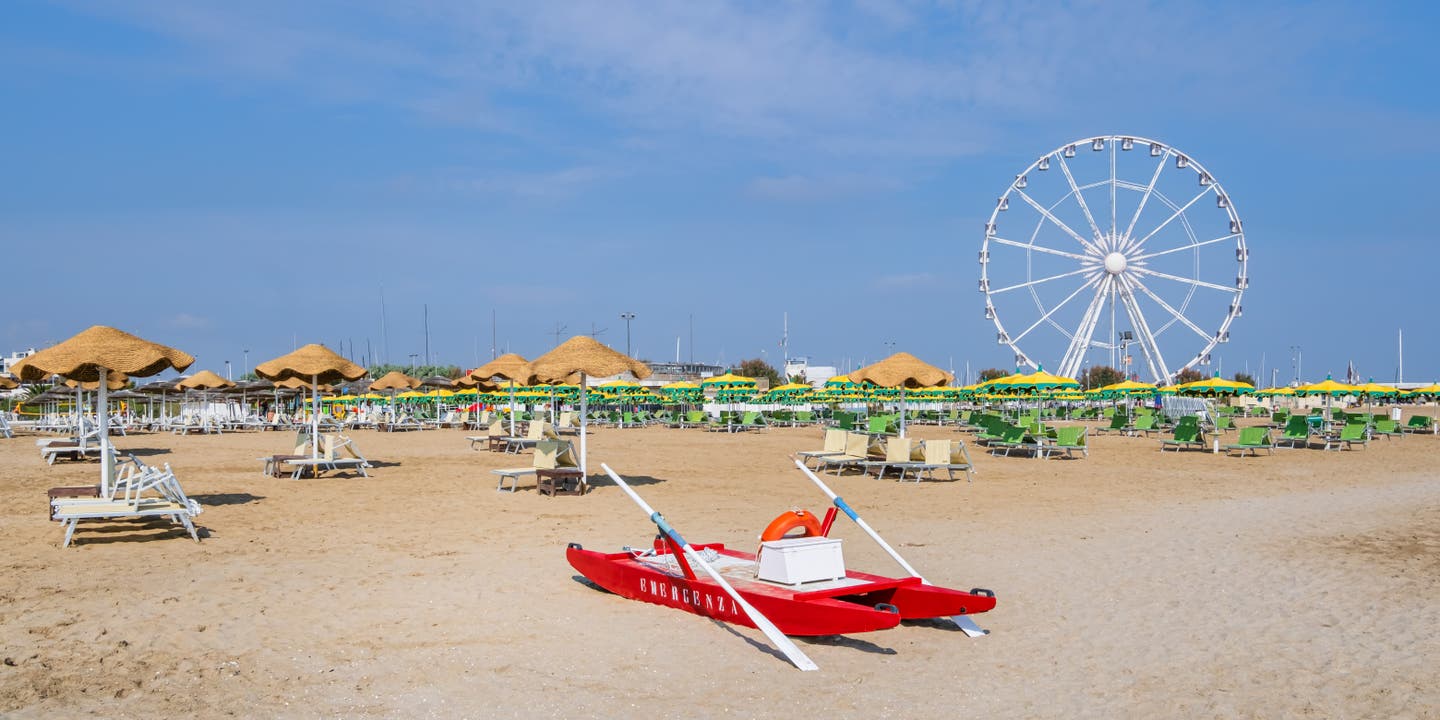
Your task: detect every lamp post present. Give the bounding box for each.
[409,353,419,372]
[619,312,636,357]
[243,349,249,378]
[225,360,232,381]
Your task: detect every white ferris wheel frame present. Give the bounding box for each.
[979,135,1248,384]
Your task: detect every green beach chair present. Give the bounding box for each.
[1049,426,1088,459]
[1159,423,1206,452]
[1276,416,1312,448]
[1224,426,1273,456]
[1322,423,1368,451]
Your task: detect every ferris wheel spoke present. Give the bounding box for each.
[989,236,1095,262]
[1131,266,1236,293]
[1109,139,1118,239]
[1058,276,1111,378]
[991,267,1094,295]
[1122,150,1170,245]
[1057,155,1105,245]
[1126,273,1216,342]
[1127,186,1214,253]
[1014,190,1103,256]
[1013,274,1102,344]
[1130,233,1241,262]
[1115,275,1172,383]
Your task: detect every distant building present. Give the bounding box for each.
[1,348,35,376]
[784,358,837,388]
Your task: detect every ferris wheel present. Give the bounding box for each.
[979,135,1248,384]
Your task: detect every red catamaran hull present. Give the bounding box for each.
[567,542,996,637]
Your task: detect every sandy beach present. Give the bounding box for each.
[2,419,1438,718]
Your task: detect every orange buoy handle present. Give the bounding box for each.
[760,510,823,542]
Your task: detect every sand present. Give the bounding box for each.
[2,418,1438,718]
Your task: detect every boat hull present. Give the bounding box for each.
[567,543,994,636]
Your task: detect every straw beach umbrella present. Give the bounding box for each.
[254,344,365,458]
[11,325,193,494]
[469,354,533,435]
[529,336,651,479]
[175,369,236,430]
[0,373,16,390]
[370,370,420,426]
[849,352,952,437]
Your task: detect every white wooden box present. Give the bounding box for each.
[756,536,845,585]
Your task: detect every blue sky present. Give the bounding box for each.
[3,1,1438,384]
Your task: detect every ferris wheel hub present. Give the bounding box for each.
[1103,252,1128,275]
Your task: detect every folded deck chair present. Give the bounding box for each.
[797,428,850,468]
[492,440,579,493]
[1224,426,1274,456]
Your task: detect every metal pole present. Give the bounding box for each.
[620,312,635,357]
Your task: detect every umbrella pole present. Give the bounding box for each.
[98,369,112,496]
[509,384,516,437]
[579,373,589,478]
[311,374,320,458]
[899,386,907,438]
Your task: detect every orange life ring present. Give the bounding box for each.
[760,510,823,542]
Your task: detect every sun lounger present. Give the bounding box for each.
[499,421,557,454]
[1274,416,1312,449]
[797,428,849,468]
[1322,423,1368,451]
[492,440,579,493]
[1402,415,1434,434]
[51,463,202,548]
[858,436,924,480]
[275,434,372,478]
[1159,422,1206,452]
[1370,419,1403,440]
[988,424,1044,457]
[1095,413,1129,435]
[466,420,506,450]
[1224,427,1274,456]
[812,432,879,476]
[1049,426,1088,458]
[910,439,975,482]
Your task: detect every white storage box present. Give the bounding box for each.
[756,536,845,585]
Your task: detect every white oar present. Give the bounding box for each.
[791,458,988,637]
[601,463,818,671]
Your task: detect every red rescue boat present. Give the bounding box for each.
[567,505,996,637]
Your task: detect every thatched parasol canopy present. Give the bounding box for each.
[11,325,193,383]
[418,375,455,389]
[273,376,335,392]
[849,352,952,389]
[176,369,236,391]
[529,337,651,383]
[0,373,16,390]
[469,353,533,382]
[64,372,131,391]
[254,344,366,385]
[370,370,420,392]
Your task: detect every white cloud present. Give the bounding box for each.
[871,273,941,291]
[171,313,210,329]
[746,173,903,202]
